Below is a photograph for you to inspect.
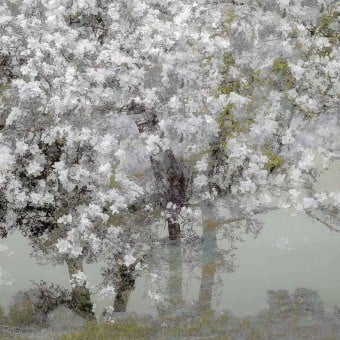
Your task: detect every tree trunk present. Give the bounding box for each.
[167,219,181,241]
[113,289,133,312]
[150,151,188,241]
[66,257,95,320]
[167,239,183,307]
[127,105,191,242]
[113,265,135,312]
[198,220,218,311]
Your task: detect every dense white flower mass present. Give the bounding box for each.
[0,0,338,298]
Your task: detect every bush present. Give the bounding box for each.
[8,298,36,327]
[0,304,4,321]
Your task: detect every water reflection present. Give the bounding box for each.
[2,212,340,317]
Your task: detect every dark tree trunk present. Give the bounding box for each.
[151,151,188,241]
[71,286,94,320]
[167,219,181,241]
[113,264,136,312]
[127,104,191,241]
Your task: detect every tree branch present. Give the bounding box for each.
[305,210,340,233]
[221,206,279,224]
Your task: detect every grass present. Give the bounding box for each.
[60,318,156,340]
[1,304,340,340]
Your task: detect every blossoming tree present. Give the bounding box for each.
[0,0,339,314]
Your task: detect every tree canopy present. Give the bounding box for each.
[0,0,339,312]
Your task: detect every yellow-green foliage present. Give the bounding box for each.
[216,104,243,142]
[289,28,299,39]
[271,58,290,74]
[318,46,332,58]
[319,15,333,31]
[0,85,10,106]
[263,150,284,172]
[0,85,10,93]
[221,54,235,74]
[218,104,251,136]
[8,299,35,327]
[219,10,236,35]
[270,58,296,90]
[109,170,122,190]
[317,14,339,42]
[218,54,242,95]
[217,104,233,129]
[219,54,263,97]
[241,69,262,96]
[62,311,234,340]
[56,304,340,339]
[159,311,217,337]
[224,11,236,27]
[218,81,240,95]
